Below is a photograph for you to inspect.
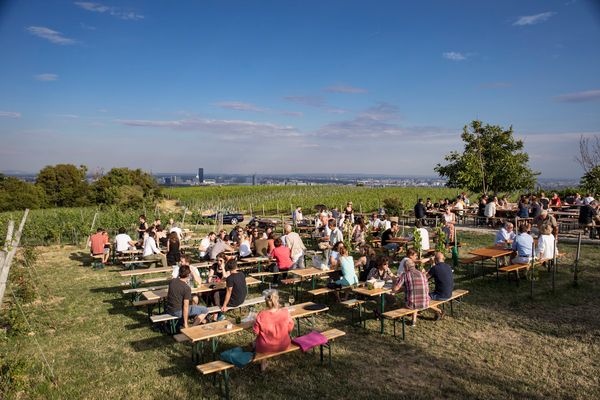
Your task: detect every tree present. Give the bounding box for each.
[580,165,600,194]
[90,167,160,207]
[435,120,538,193]
[0,175,47,212]
[36,164,90,207]
[576,135,600,173]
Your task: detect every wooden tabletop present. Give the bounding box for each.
[469,247,514,258]
[237,257,270,265]
[289,267,330,278]
[119,266,172,277]
[142,276,261,301]
[352,286,392,297]
[386,237,410,243]
[287,301,330,319]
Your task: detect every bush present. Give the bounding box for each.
[382,198,403,216]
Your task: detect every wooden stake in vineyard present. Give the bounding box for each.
[0,209,29,307]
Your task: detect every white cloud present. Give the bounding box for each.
[513,12,556,26]
[280,111,304,117]
[443,52,466,61]
[283,95,326,108]
[214,101,266,112]
[74,2,144,21]
[555,89,600,103]
[324,85,368,94]
[116,118,300,140]
[26,26,76,45]
[34,73,59,81]
[0,111,21,118]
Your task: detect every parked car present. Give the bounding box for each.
[205,212,244,225]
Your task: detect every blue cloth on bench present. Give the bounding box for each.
[220,347,253,368]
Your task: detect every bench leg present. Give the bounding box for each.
[222,370,230,400]
[392,319,396,338]
[450,300,454,317]
[401,317,406,340]
[319,344,324,364]
[328,342,332,367]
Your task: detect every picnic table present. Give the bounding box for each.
[468,247,514,278]
[352,284,392,334]
[142,276,261,301]
[289,267,330,290]
[119,266,173,287]
[180,301,329,362]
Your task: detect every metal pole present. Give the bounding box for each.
[574,232,582,287]
[552,235,557,293]
[529,244,535,299]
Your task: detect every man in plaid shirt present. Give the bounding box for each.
[392,248,430,326]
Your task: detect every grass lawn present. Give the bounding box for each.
[2,230,599,399]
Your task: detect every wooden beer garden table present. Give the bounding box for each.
[142,276,261,301]
[180,301,329,363]
[352,285,392,334]
[468,246,514,279]
[119,266,172,287]
[289,267,330,290]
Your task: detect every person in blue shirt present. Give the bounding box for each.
[427,252,454,319]
[511,223,535,264]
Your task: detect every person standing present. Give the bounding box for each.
[137,214,148,240]
[166,232,181,267]
[284,224,306,269]
[414,198,426,225]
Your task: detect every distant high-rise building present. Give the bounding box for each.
[252,174,256,186]
[198,168,204,183]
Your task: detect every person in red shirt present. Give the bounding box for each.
[270,237,293,287]
[253,289,294,371]
[90,228,110,264]
[550,193,562,208]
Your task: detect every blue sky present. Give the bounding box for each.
[0,0,599,179]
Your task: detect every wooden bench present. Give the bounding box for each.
[121,259,157,269]
[307,287,335,301]
[197,329,346,400]
[340,299,366,326]
[133,298,161,317]
[150,313,179,334]
[498,253,566,283]
[90,254,104,269]
[383,289,469,339]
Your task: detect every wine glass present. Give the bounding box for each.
[289,295,295,306]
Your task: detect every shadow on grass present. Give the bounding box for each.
[130,335,173,352]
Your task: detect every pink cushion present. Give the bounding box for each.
[291,331,328,352]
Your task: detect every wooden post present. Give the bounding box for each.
[0,210,29,307]
[86,212,99,249]
[529,244,535,299]
[0,221,15,269]
[552,235,557,293]
[574,232,582,287]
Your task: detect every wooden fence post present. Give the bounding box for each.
[0,210,29,307]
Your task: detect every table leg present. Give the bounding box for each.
[380,294,385,334]
[495,257,499,280]
[311,275,316,290]
[211,338,219,361]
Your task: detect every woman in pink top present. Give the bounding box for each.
[270,237,293,286]
[253,289,294,371]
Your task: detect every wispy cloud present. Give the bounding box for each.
[555,89,600,103]
[513,12,556,26]
[315,103,402,139]
[443,52,466,61]
[479,82,512,89]
[26,26,77,45]
[324,85,368,94]
[34,73,59,81]
[283,95,326,108]
[0,111,21,118]
[325,107,350,115]
[280,111,304,117]
[74,2,144,21]
[117,118,300,140]
[214,101,266,112]
[53,114,80,119]
[80,22,97,30]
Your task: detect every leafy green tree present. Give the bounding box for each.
[0,175,47,212]
[435,120,538,193]
[35,164,90,207]
[580,165,600,194]
[90,168,160,207]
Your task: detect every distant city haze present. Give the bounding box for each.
[1,1,599,179]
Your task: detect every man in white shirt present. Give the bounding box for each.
[292,206,303,225]
[114,227,136,253]
[284,224,307,269]
[169,220,183,240]
[584,193,595,205]
[412,220,430,251]
[368,213,382,232]
[199,232,216,259]
[143,231,167,268]
[495,222,516,246]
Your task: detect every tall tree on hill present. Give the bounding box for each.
[36,164,90,207]
[90,167,161,207]
[0,174,47,212]
[435,120,538,193]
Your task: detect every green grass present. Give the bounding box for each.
[2,231,599,399]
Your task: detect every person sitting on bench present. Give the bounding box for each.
[270,237,293,287]
[392,253,430,327]
[333,246,359,294]
[90,227,110,264]
[114,227,136,254]
[166,265,208,328]
[253,289,294,372]
[426,252,453,319]
[537,225,557,261]
[511,223,535,265]
[219,260,247,316]
[143,230,168,268]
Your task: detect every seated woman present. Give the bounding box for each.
[238,233,252,258]
[366,256,395,281]
[356,245,377,282]
[537,225,558,261]
[270,237,293,287]
[329,241,345,269]
[335,246,359,287]
[253,289,294,371]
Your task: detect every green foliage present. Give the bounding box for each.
[412,227,422,258]
[434,224,447,254]
[36,164,90,207]
[580,165,600,194]
[0,353,33,392]
[435,120,538,193]
[90,168,161,207]
[382,198,403,216]
[0,174,47,212]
